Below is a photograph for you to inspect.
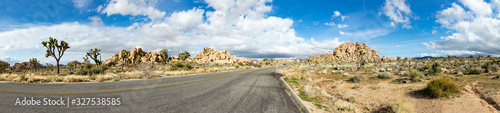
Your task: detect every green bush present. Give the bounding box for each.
[91,64,108,74]
[75,69,87,75]
[423,77,460,98]
[170,61,192,71]
[469,67,483,74]
[378,72,392,79]
[235,65,240,69]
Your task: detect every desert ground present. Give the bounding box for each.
[277,57,500,113]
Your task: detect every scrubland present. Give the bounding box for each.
[277,57,500,113]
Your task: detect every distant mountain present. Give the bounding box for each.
[413,56,446,60]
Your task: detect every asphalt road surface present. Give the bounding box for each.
[0,66,300,113]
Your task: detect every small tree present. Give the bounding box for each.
[86,48,102,65]
[179,51,190,61]
[41,37,70,74]
[120,50,130,72]
[29,58,40,72]
[0,60,9,73]
[263,57,268,61]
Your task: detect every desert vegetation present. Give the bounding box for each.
[275,42,500,113]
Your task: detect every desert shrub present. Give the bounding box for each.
[491,64,498,72]
[392,99,413,113]
[378,72,392,79]
[469,67,483,74]
[235,65,240,69]
[409,70,422,82]
[170,61,192,71]
[238,62,244,66]
[91,64,108,74]
[349,75,363,83]
[423,77,460,98]
[75,69,87,75]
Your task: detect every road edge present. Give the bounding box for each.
[279,75,311,113]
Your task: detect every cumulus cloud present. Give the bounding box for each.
[100,0,166,20]
[382,0,413,28]
[0,0,347,64]
[427,0,500,56]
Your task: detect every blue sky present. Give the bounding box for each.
[1,0,499,65]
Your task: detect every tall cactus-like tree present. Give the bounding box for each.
[160,49,168,64]
[29,58,40,72]
[86,48,102,65]
[41,37,70,74]
[120,50,130,72]
[356,46,366,71]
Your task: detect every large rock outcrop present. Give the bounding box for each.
[103,48,168,66]
[309,42,395,62]
[332,42,381,62]
[193,47,237,64]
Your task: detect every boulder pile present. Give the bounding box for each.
[103,48,168,66]
[309,42,395,62]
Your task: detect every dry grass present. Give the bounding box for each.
[62,75,89,82]
[392,99,413,113]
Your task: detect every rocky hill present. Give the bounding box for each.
[9,62,45,71]
[193,47,243,64]
[103,48,168,66]
[309,42,395,62]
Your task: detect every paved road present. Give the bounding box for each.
[0,66,300,113]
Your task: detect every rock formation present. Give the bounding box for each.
[309,42,396,62]
[9,62,45,71]
[193,47,237,64]
[103,47,168,66]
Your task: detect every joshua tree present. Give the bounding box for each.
[67,60,79,71]
[120,50,130,72]
[41,37,70,74]
[160,49,169,64]
[86,48,102,65]
[356,46,366,71]
[29,58,40,72]
[263,57,268,61]
[179,51,190,61]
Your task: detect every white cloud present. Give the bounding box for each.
[339,31,352,35]
[390,22,395,27]
[460,0,492,16]
[432,30,437,34]
[337,24,348,28]
[332,10,348,21]
[395,45,400,48]
[100,0,166,20]
[324,22,335,27]
[382,0,413,28]
[88,16,104,26]
[429,1,500,56]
